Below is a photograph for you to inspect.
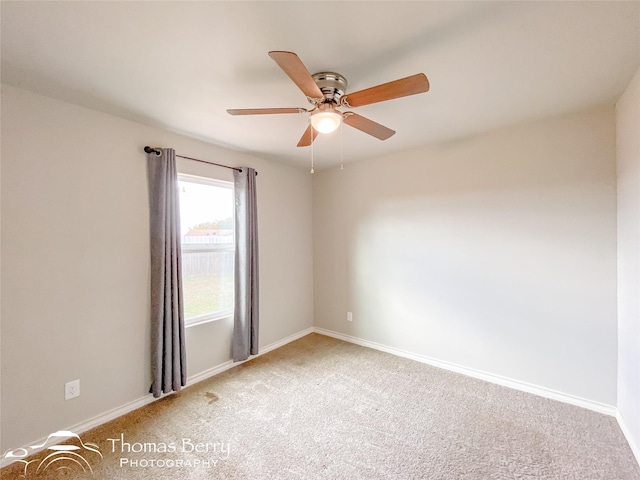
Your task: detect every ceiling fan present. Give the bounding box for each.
[227,51,430,147]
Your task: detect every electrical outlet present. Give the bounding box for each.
[347,311,353,322]
[65,379,80,400]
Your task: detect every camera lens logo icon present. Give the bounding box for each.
[4,430,103,477]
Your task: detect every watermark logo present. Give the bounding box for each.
[3,430,103,477]
[3,432,230,475]
[108,434,231,469]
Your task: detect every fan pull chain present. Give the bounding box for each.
[340,119,344,170]
[310,124,315,174]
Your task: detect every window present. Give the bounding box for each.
[178,174,234,326]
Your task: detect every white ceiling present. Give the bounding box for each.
[2,1,639,170]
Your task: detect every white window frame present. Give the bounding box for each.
[178,173,234,328]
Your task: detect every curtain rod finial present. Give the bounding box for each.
[144,146,162,156]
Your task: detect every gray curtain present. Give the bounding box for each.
[232,167,259,362]
[147,148,187,397]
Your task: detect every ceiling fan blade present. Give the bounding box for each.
[297,124,319,147]
[227,107,306,115]
[343,73,429,108]
[268,51,324,99]
[343,112,395,140]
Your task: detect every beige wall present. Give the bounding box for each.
[0,80,629,454]
[616,65,640,457]
[0,84,313,451]
[313,106,618,405]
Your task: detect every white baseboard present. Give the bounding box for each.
[5,326,629,469]
[256,327,315,356]
[616,410,640,467]
[186,327,314,386]
[1,394,160,469]
[313,327,618,417]
[1,326,315,469]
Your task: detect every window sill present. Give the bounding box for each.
[185,312,233,328]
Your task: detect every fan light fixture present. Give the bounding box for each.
[227,51,430,148]
[310,107,342,134]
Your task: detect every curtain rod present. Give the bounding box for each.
[144,146,255,175]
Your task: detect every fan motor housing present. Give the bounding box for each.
[312,72,347,104]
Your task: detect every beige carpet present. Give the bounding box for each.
[2,333,639,479]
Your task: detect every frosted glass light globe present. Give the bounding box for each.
[310,110,341,134]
